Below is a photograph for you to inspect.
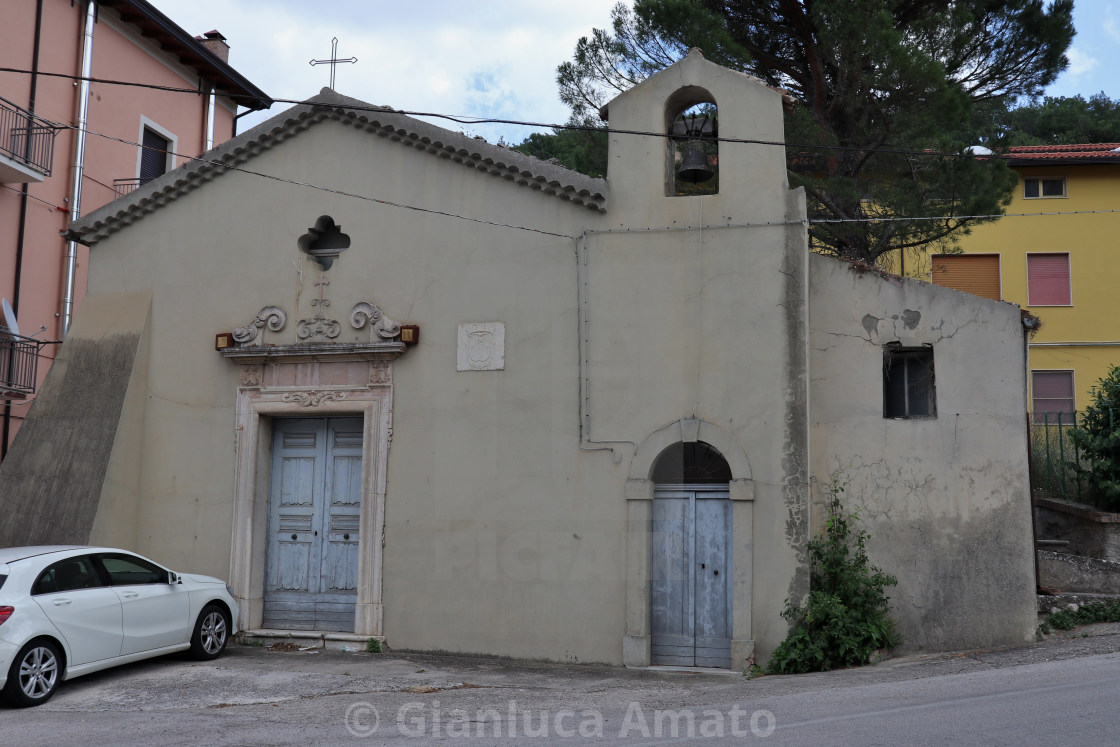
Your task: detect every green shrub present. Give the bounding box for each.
[767,482,900,674]
[366,638,382,654]
[1069,365,1120,510]
[1047,600,1120,630]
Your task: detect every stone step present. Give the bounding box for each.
[1037,550,1120,595]
[240,629,385,653]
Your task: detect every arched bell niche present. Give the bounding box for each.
[666,86,719,196]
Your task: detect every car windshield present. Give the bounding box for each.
[0,574,6,590]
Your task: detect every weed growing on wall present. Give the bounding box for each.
[1070,365,1120,510]
[767,480,900,674]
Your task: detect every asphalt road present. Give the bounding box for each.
[5,630,1120,745]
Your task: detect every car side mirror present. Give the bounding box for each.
[168,571,182,585]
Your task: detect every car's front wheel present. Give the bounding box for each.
[2,639,62,707]
[189,604,230,660]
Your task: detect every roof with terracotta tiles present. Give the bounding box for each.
[1008,143,1120,164]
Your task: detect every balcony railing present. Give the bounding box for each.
[0,96,57,177]
[113,175,164,197]
[0,330,42,399]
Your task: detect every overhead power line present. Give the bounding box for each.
[56,122,1120,241]
[0,65,1040,161]
[5,66,1117,238]
[65,124,578,240]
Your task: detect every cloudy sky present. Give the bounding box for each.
[148,0,1120,143]
[147,0,618,143]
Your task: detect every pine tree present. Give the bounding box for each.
[536,0,1074,265]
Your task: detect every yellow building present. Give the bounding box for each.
[898,144,1120,419]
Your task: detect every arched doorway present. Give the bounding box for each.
[650,441,733,668]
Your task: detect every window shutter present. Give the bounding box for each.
[1027,254,1071,306]
[930,255,1001,300]
[139,128,170,183]
[1031,370,1075,417]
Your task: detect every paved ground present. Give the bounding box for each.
[5,627,1120,744]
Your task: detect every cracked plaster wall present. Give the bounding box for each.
[807,254,1036,652]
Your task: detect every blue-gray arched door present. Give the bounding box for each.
[649,442,733,668]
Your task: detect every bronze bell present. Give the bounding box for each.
[677,141,714,183]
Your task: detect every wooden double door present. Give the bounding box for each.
[650,486,732,668]
[263,417,363,632]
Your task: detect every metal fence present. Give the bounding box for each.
[0,96,57,176]
[1030,409,1118,511]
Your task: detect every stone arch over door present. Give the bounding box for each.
[623,418,755,670]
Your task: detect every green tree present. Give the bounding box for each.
[996,93,1120,146]
[1070,366,1120,510]
[512,127,608,179]
[542,0,1073,264]
[768,481,900,674]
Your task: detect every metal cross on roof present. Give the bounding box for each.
[309,37,357,90]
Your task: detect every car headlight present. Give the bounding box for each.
[225,584,235,597]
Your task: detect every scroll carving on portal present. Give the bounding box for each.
[351,301,401,341]
[457,322,505,371]
[232,306,286,346]
[282,390,347,407]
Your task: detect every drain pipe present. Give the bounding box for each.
[61,0,96,339]
[204,84,215,152]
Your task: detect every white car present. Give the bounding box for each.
[0,546,238,707]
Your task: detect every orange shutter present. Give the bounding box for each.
[930,254,1001,301]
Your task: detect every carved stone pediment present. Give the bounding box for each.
[351,301,400,341]
[232,306,286,346]
[224,289,406,364]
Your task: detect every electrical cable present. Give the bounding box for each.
[59,122,1120,238]
[0,65,1081,162]
[64,124,579,240]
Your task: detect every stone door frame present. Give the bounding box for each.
[624,417,755,671]
[223,346,401,637]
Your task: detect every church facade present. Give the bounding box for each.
[0,51,1037,668]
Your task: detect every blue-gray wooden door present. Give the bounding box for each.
[263,417,363,631]
[650,487,732,667]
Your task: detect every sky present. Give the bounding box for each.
[147,0,619,143]
[147,0,1120,144]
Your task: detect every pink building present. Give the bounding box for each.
[0,0,269,457]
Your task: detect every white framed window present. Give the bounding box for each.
[1031,370,1075,423]
[136,116,177,184]
[1026,252,1072,306]
[1023,176,1066,199]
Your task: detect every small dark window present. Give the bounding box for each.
[32,556,102,595]
[884,346,936,418]
[139,127,170,184]
[99,553,166,585]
